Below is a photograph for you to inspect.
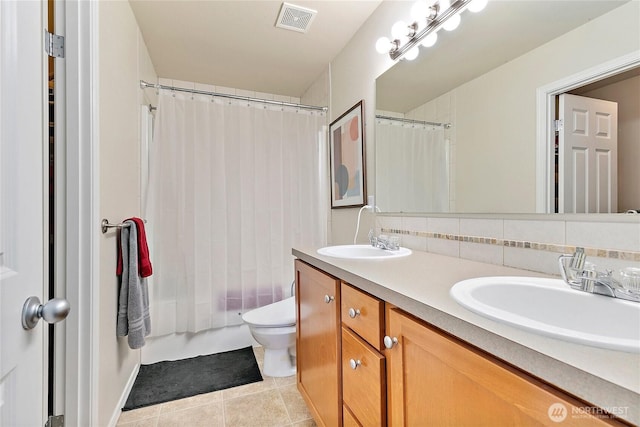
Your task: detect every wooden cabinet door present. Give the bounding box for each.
[385,305,623,426]
[296,260,342,427]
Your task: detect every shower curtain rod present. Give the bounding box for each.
[140,80,328,112]
[376,114,451,129]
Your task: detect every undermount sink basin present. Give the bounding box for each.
[317,244,412,259]
[450,276,640,353]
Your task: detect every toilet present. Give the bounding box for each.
[242,296,296,377]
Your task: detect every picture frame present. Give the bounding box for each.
[329,100,366,208]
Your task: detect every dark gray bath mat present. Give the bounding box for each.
[122,346,263,411]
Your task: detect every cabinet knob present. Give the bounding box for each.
[384,335,399,349]
[349,358,361,370]
[324,294,335,304]
[348,307,361,318]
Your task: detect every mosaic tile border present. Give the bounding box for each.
[380,228,640,262]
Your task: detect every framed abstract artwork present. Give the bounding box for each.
[329,100,366,208]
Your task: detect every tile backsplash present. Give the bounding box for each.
[377,215,640,276]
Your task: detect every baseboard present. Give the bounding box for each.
[108,362,140,427]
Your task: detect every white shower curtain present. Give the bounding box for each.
[145,89,328,336]
[375,118,449,212]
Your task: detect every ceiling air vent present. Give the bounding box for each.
[275,2,317,33]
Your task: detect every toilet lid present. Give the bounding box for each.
[242,296,296,327]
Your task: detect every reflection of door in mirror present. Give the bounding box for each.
[557,94,618,213]
[552,67,640,214]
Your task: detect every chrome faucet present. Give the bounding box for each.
[368,229,399,251]
[558,248,639,302]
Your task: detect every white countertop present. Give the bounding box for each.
[293,247,640,425]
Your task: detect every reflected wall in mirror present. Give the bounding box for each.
[375,0,640,214]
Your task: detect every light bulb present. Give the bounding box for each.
[443,13,460,31]
[468,0,488,12]
[376,37,391,54]
[420,32,438,47]
[391,20,408,39]
[404,47,420,61]
[411,0,428,22]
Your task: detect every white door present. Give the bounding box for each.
[0,1,47,425]
[558,93,618,213]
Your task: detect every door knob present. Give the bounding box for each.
[22,296,70,330]
[324,295,335,304]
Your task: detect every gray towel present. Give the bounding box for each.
[117,220,151,349]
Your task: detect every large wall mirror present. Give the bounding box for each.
[375,0,639,214]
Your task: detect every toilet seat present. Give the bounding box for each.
[242,296,296,328]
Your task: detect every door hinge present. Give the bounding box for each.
[45,415,64,427]
[44,30,64,58]
[554,119,564,132]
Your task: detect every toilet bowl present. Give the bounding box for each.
[242,296,296,377]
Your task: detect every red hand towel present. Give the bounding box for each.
[131,217,153,277]
[116,217,153,278]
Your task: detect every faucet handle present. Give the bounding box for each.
[570,247,586,270]
[559,247,586,286]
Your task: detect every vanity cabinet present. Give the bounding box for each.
[341,283,386,426]
[385,304,625,426]
[295,260,342,427]
[295,259,628,426]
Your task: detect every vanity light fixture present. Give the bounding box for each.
[376,0,487,61]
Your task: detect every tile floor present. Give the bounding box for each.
[117,347,316,427]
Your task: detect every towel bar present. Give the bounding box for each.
[101,218,146,234]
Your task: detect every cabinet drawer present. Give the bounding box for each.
[342,327,386,426]
[341,283,384,350]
